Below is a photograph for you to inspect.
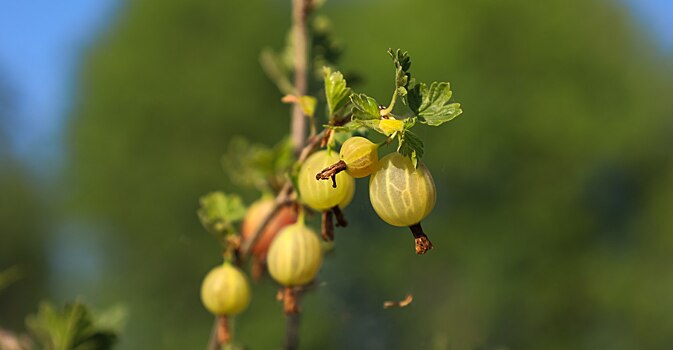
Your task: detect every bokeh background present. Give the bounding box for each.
[2,0,673,349]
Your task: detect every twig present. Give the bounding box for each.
[285,313,301,350]
[383,294,414,309]
[285,0,311,348]
[290,0,309,153]
[207,316,219,350]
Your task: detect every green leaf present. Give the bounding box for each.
[323,67,351,116]
[397,130,424,167]
[300,95,317,117]
[222,137,293,192]
[329,118,384,134]
[388,48,412,103]
[350,93,381,120]
[197,192,247,236]
[26,301,123,350]
[408,82,463,126]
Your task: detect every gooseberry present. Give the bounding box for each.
[339,136,379,178]
[200,262,251,315]
[266,222,323,287]
[298,150,355,210]
[241,197,297,261]
[369,152,436,254]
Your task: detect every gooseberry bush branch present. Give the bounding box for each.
[197,0,463,349]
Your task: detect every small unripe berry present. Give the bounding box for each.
[266,222,323,286]
[200,263,251,315]
[299,150,355,210]
[339,136,379,178]
[369,152,436,227]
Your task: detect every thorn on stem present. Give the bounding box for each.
[409,223,433,254]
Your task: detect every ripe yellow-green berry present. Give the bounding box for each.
[369,152,436,227]
[339,136,379,178]
[200,262,251,315]
[266,222,323,286]
[299,150,355,210]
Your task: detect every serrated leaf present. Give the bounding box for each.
[197,192,246,235]
[329,118,384,134]
[388,48,411,74]
[323,67,351,116]
[350,93,380,120]
[389,48,412,92]
[26,301,122,350]
[397,130,424,167]
[408,82,462,126]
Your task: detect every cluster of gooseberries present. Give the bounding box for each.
[197,46,460,348]
[306,137,436,254]
[199,139,437,339]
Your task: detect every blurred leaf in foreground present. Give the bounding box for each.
[25,301,125,350]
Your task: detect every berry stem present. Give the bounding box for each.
[316,160,347,188]
[321,210,334,241]
[332,206,348,227]
[409,223,433,254]
[217,315,231,345]
[285,312,301,350]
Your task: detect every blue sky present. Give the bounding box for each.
[0,0,671,165]
[0,0,119,161]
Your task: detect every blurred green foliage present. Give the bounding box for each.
[2,0,673,349]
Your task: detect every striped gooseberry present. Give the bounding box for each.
[369,152,437,254]
[266,221,323,287]
[298,150,354,210]
[241,196,297,279]
[339,136,379,178]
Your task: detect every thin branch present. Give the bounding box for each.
[206,316,219,350]
[284,313,301,350]
[286,1,311,348]
[290,0,309,153]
